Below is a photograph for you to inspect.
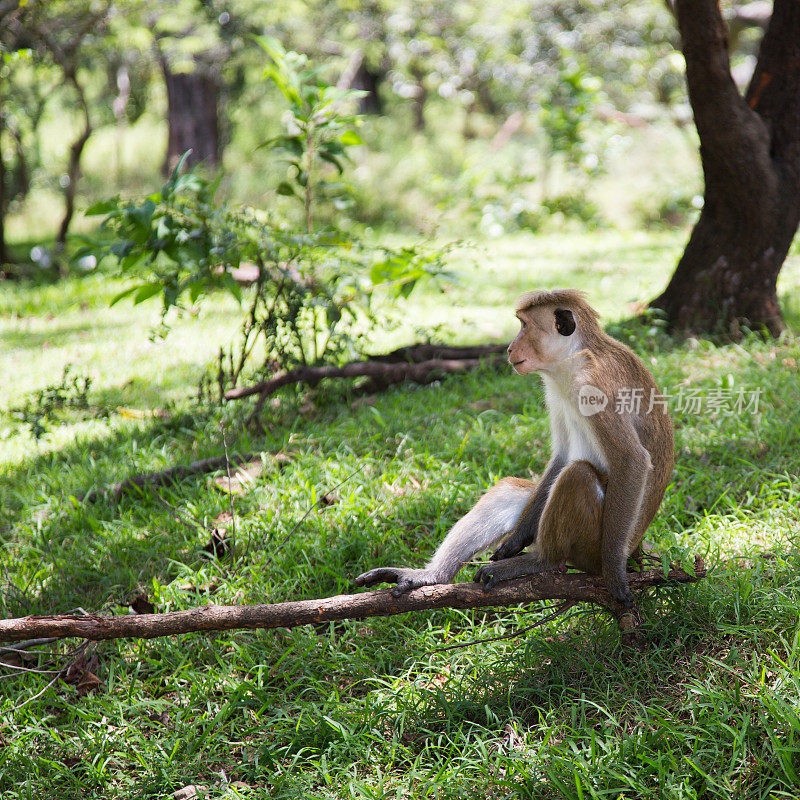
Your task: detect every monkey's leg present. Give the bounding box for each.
[355,478,534,596]
[489,456,565,562]
[474,460,604,591]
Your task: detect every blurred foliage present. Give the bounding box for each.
[638,188,705,230]
[539,55,604,173]
[83,45,454,397]
[0,0,702,264]
[0,0,768,265]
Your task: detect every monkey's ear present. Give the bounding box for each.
[554,308,576,336]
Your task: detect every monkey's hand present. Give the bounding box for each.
[355,567,446,597]
[474,555,565,591]
[488,533,527,562]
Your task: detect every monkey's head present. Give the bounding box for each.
[507,289,600,374]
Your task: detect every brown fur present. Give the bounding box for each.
[357,288,674,607]
[537,460,606,573]
[488,288,674,604]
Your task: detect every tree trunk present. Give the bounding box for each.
[161,57,221,175]
[56,73,91,251]
[352,61,384,115]
[651,0,800,337]
[410,64,426,131]
[0,80,8,269]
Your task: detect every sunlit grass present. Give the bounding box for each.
[1,234,800,799]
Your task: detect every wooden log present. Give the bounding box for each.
[0,561,705,643]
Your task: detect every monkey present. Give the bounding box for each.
[355,288,674,608]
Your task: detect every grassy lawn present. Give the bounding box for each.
[2,229,800,799]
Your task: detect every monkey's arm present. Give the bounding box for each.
[489,456,565,562]
[356,478,533,596]
[598,429,651,608]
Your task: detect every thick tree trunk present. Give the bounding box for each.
[161,57,221,175]
[651,0,800,337]
[352,61,384,115]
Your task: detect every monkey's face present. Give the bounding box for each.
[508,304,578,374]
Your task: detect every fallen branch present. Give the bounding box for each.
[0,560,705,644]
[225,355,506,408]
[369,343,508,363]
[79,452,261,503]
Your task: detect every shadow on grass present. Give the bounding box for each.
[0,409,230,614]
[1,335,798,626]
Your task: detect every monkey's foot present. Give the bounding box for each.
[602,570,635,608]
[474,555,565,592]
[355,567,445,597]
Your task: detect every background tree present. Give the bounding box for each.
[0,2,55,266]
[16,0,109,250]
[652,0,800,336]
[152,0,253,175]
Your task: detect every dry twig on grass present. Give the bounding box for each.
[223,343,509,419]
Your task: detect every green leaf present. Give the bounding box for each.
[133,283,164,304]
[110,240,134,259]
[220,273,243,304]
[400,279,417,298]
[319,152,344,173]
[188,280,206,305]
[338,130,363,146]
[69,245,96,264]
[85,198,121,216]
[170,150,193,183]
[162,150,193,199]
[255,34,286,64]
[276,181,299,198]
[119,251,145,271]
[109,285,141,307]
[325,304,342,329]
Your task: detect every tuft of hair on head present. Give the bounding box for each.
[514,288,602,339]
[514,288,594,315]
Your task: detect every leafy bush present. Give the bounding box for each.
[80,41,453,400]
[638,189,703,229]
[541,193,604,227]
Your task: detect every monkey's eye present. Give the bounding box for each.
[554,308,576,336]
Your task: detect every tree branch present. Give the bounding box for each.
[78,452,263,503]
[369,343,508,363]
[675,0,746,135]
[224,353,507,404]
[745,0,800,168]
[0,560,706,644]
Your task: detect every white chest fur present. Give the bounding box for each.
[542,374,609,473]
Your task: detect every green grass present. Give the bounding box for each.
[2,230,800,799]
